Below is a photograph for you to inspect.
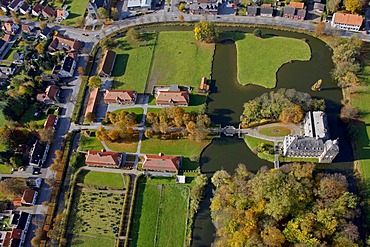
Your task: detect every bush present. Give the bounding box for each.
[253,28,262,38]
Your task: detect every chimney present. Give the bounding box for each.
[158,153,164,157]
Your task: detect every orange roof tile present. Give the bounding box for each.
[85,150,122,168]
[85,88,99,117]
[289,2,304,9]
[333,12,363,26]
[143,154,181,172]
[104,90,136,103]
[156,91,189,105]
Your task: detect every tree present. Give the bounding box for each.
[345,0,363,13]
[35,43,44,53]
[0,126,31,150]
[39,22,47,30]
[111,7,119,20]
[340,104,358,123]
[85,112,96,123]
[194,20,219,43]
[253,28,262,38]
[88,76,101,88]
[0,9,4,16]
[326,0,341,13]
[279,105,304,123]
[69,152,85,172]
[38,128,55,144]
[126,28,140,45]
[97,7,109,19]
[178,2,186,12]
[0,178,26,199]
[178,14,184,21]
[315,22,326,37]
[77,66,85,76]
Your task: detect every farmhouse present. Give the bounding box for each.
[85,88,99,117]
[104,90,137,105]
[331,12,363,31]
[85,150,124,168]
[36,85,59,104]
[142,153,182,172]
[99,50,117,77]
[283,111,339,163]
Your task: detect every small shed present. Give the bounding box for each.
[176,175,186,184]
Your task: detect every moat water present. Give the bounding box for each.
[140,25,354,247]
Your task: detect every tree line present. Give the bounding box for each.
[211,163,360,246]
[242,88,325,127]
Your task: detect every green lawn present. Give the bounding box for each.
[0,164,12,174]
[130,178,189,247]
[78,131,104,151]
[258,126,291,137]
[236,33,311,88]
[62,0,89,27]
[150,31,214,88]
[69,188,123,245]
[104,139,138,153]
[111,36,156,93]
[0,101,6,128]
[140,138,212,158]
[81,170,126,189]
[3,48,17,62]
[19,105,47,127]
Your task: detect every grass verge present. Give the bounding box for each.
[78,130,104,151]
[80,170,125,189]
[258,126,292,137]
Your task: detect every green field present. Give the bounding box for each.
[236,33,311,88]
[130,179,189,247]
[78,131,104,151]
[150,31,214,88]
[111,36,156,93]
[104,139,138,153]
[80,170,126,189]
[258,126,291,137]
[70,235,115,247]
[0,164,12,174]
[140,138,211,158]
[0,101,6,128]
[62,0,89,27]
[352,44,370,229]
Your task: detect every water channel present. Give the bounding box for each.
[140,25,354,247]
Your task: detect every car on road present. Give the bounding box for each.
[82,33,89,36]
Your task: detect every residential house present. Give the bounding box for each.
[199,77,210,92]
[313,3,325,13]
[42,74,59,84]
[3,21,19,35]
[29,140,48,166]
[32,3,43,16]
[85,150,124,168]
[21,24,34,34]
[247,6,258,16]
[142,153,182,172]
[36,85,59,104]
[3,34,13,42]
[42,5,56,19]
[4,212,31,247]
[331,12,363,31]
[8,0,23,12]
[289,1,304,9]
[99,50,116,77]
[85,88,99,117]
[25,178,42,189]
[19,2,30,14]
[56,9,69,21]
[283,6,295,18]
[127,0,152,10]
[260,4,273,17]
[39,26,52,39]
[44,114,58,130]
[156,90,190,106]
[283,111,339,163]
[0,0,10,12]
[104,90,137,105]
[48,35,81,52]
[59,54,76,78]
[0,63,16,76]
[284,2,305,20]
[86,1,98,21]
[20,189,38,206]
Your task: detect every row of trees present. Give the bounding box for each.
[326,0,364,14]
[211,163,360,246]
[242,88,325,126]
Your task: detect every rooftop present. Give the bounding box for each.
[104,90,136,103]
[333,12,363,26]
[143,154,181,172]
[85,150,123,167]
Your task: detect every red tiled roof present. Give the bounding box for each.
[85,150,122,167]
[2,231,11,246]
[22,189,36,204]
[11,228,22,239]
[104,90,136,103]
[56,9,67,18]
[85,88,99,117]
[42,6,56,17]
[99,50,117,76]
[48,35,81,52]
[37,85,59,102]
[333,12,363,26]
[289,2,304,9]
[32,3,43,13]
[156,91,189,105]
[44,114,57,129]
[143,154,181,172]
[13,198,22,207]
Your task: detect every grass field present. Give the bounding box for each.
[351,44,370,229]
[62,0,89,27]
[130,178,189,247]
[0,101,6,128]
[258,126,291,137]
[70,235,115,247]
[111,35,156,93]
[0,164,12,174]
[104,139,138,153]
[140,138,212,158]
[150,31,214,88]
[235,33,311,88]
[78,131,104,151]
[80,170,126,189]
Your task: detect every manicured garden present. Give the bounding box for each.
[62,0,90,27]
[80,170,126,190]
[111,36,156,93]
[258,126,291,137]
[130,178,189,247]
[78,131,104,151]
[150,31,214,89]
[236,33,311,88]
